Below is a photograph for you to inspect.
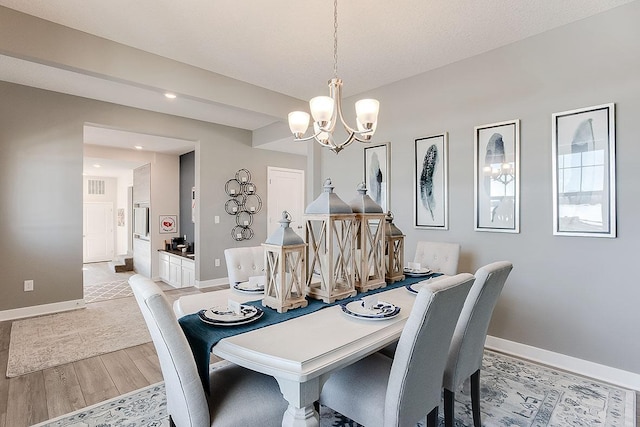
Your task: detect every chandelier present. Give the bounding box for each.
[287,0,380,154]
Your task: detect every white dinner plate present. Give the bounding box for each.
[233,281,265,294]
[340,300,400,320]
[200,305,261,323]
[198,308,264,326]
[403,267,432,277]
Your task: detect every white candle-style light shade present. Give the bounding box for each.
[310,96,335,124]
[355,99,379,128]
[288,111,311,137]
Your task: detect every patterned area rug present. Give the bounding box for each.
[84,279,133,303]
[31,351,635,427]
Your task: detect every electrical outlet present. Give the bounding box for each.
[214,258,220,267]
[24,280,34,292]
[214,215,220,224]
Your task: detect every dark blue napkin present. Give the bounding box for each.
[178,274,440,391]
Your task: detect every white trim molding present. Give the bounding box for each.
[196,277,229,289]
[0,299,85,322]
[486,335,640,391]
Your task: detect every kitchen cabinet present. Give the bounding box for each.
[159,251,195,288]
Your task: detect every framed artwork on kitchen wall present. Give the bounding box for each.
[414,132,448,229]
[552,103,616,237]
[474,120,520,233]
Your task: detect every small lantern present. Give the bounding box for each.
[262,211,308,313]
[304,178,357,303]
[349,183,386,292]
[384,211,405,283]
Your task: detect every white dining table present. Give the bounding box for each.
[174,285,420,427]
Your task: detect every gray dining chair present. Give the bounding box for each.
[413,241,461,276]
[319,273,475,427]
[442,261,513,427]
[130,274,288,427]
[224,246,264,285]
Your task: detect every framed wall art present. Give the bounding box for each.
[414,133,448,229]
[474,120,520,233]
[364,142,390,212]
[159,215,177,234]
[552,103,616,237]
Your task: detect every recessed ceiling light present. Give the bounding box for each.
[164,92,177,99]
[134,145,143,150]
[92,164,101,168]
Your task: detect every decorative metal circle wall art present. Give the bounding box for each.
[225,169,261,241]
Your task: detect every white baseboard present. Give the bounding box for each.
[486,335,640,391]
[0,299,86,322]
[196,277,229,289]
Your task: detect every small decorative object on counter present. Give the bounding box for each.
[384,211,405,283]
[225,168,262,241]
[349,183,386,292]
[262,211,308,313]
[304,178,357,303]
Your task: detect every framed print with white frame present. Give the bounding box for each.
[414,133,448,229]
[474,120,520,233]
[363,142,390,212]
[552,103,616,238]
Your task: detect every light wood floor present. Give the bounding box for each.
[0,286,212,427]
[1,288,638,427]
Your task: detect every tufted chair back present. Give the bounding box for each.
[224,246,265,284]
[413,241,461,276]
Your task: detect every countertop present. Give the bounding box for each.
[159,249,195,260]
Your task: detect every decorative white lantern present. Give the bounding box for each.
[262,211,308,313]
[384,211,405,283]
[349,183,386,292]
[304,178,357,303]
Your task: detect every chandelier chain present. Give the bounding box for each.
[333,0,338,79]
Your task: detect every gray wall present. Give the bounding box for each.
[0,81,305,311]
[318,2,640,374]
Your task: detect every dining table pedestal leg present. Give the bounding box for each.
[277,376,328,427]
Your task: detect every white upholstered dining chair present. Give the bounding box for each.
[130,274,287,427]
[413,241,460,276]
[442,261,513,427]
[224,246,264,285]
[319,273,475,427]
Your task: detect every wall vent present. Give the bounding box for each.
[87,179,106,195]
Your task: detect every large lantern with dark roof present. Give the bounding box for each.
[349,183,386,292]
[304,178,357,303]
[262,211,308,313]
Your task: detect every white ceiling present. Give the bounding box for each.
[0,0,634,161]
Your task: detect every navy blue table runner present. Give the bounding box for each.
[178,274,440,390]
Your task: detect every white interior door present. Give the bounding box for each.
[83,202,114,263]
[267,167,306,240]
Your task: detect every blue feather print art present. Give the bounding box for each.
[420,144,438,220]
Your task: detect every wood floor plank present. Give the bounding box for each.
[0,350,9,419]
[0,322,11,352]
[101,350,150,394]
[43,363,86,419]
[124,343,163,384]
[5,371,48,427]
[73,355,118,406]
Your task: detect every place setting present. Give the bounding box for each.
[198,299,264,326]
[232,275,266,294]
[340,294,400,320]
[403,261,431,277]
